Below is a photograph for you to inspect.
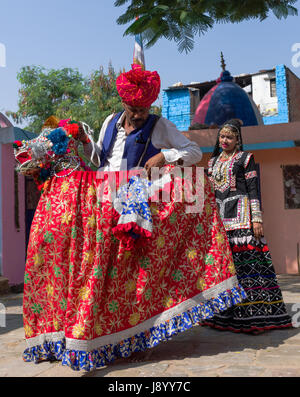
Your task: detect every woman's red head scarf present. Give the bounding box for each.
[116,64,161,108]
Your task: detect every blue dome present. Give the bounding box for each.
[192,71,263,127]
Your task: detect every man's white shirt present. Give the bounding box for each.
[83,112,202,171]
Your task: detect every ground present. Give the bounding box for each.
[0,274,299,377]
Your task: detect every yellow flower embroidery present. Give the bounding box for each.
[87,215,96,228]
[79,286,90,301]
[129,312,140,326]
[33,253,44,267]
[88,186,96,196]
[94,324,103,336]
[61,180,70,193]
[53,319,60,331]
[33,223,40,234]
[187,249,197,261]
[215,232,225,245]
[197,277,206,291]
[83,250,94,264]
[72,324,85,338]
[157,236,165,249]
[125,280,136,293]
[163,296,174,308]
[228,261,236,275]
[24,324,33,337]
[61,211,72,225]
[46,284,54,296]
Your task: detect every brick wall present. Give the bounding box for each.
[162,88,191,131]
[263,65,289,125]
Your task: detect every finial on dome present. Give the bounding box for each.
[220,52,226,72]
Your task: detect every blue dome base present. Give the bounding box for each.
[204,82,260,127]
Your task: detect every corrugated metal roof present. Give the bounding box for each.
[165,68,276,91]
[0,127,36,144]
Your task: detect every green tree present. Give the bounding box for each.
[7,63,162,141]
[115,0,298,53]
[6,64,124,139]
[6,66,89,133]
[84,63,124,140]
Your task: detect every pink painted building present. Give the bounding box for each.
[0,114,36,286]
[184,121,300,275]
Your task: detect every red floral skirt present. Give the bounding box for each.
[22,167,246,371]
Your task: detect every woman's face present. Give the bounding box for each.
[219,129,238,152]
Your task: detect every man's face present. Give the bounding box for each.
[123,102,150,129]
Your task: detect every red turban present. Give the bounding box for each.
[116,64,161,108]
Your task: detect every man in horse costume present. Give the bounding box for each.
[17,64,246,371]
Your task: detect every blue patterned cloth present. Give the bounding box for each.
[113,175,154,239]
[22,284,246,371]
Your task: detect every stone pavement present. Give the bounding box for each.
[0,274,300,378]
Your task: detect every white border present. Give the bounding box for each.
[26,276,239,351]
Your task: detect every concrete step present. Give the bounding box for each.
[0,276,10,295]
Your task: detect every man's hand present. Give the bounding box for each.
[252,222,264,239]
[144,152,165,177]
[77,122,90,144]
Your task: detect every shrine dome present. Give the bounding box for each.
[192,66,263,127]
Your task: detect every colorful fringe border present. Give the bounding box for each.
[23,283,246,372]
[112,222,152,250]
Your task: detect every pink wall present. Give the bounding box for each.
[2,144,26,285]
[198,148,300,274]
[254,148,300,274]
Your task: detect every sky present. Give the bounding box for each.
[1,0,300,127]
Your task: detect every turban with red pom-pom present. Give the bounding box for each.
[116,64,161,108]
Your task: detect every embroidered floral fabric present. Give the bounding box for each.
[22,167,246,371]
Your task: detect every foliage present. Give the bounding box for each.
[7,63,162,141]
[114,0,298,53]
[6,64,124,141]
[7,66,88,133]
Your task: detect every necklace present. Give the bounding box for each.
[220,149,236,161]
[51,155,81,178]
[214,150,236,183]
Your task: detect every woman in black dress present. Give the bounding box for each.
[204,119,292,334]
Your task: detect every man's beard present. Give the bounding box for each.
[131,118,144,128]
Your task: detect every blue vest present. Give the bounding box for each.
[100,112,161,170]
